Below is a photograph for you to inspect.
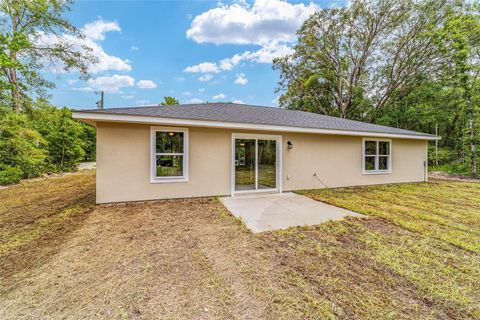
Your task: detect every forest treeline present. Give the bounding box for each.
[274,0,480,177]
[1,0,479,185]
[0,1,96,184]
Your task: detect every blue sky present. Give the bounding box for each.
[48,0,346,110]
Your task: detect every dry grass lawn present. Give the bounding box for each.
[1,170,479,319]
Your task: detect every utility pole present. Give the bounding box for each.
[96,91,104,109]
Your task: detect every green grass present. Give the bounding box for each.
[0,171,96,281]
[277,180,480,319]
[2,172,479,319]
[235,164,276,188]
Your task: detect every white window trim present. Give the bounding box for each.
[150,126,189,183]
[362,138,392,175]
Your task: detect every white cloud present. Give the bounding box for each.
[121,95,135,99]
[183,91,192,96]
[232,99,245,104]
[184,62,220,73]
[85,38,131,73]
[67,79,78,85]
[186,0,318,45]
[234,73,248,85]
[175,76,186,82]
[188,98,204,103]
[82,19,121,41]
[186,42,293,74]
[238,41,294,63]
[219,53,245,71]
[73,87,94,92]
[212,93,226,100]
[136,99,150,106]
[137,80,157,89]
[184,1,313,73]
[35,19,131,74]
[198,74,213,82]
[80,74,135,93]
[198,88,205,92]
[130,45,139,51]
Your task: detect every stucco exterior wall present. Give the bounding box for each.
[281,132,427,191]
[96,122,428,203]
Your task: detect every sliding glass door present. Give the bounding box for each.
[234,139,256,191]
[258,139,276,189]
[234,136,279,192]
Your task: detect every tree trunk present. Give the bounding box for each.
[10,67,20,113]
[10,13,20,113]
[444,113,459,145]
[469,110,477,177]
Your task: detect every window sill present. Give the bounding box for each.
[150,177,189,184]
[362,170,392,175]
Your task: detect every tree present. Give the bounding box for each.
[0,0,96,112]
[434,4,480,177]
[79,122,96,161]
[46,108,85,171]
[160,96,179,105]
[273,0,451,120]
[30,102,86,171]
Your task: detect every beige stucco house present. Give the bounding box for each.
[73,103,439,204]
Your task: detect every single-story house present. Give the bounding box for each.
[73,103,439,204]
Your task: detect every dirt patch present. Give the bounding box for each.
[429,171,480,182]
[0,193,325,319]
[2,171,479,319]
[0,170,96,283]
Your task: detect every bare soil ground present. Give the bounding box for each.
[1,171,479,319]
[429,170,480,182]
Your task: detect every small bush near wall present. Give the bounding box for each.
[0,165,23,185]
[428,146,457,166]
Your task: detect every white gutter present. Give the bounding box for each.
[72,111,440,141]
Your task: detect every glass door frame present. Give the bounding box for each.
[231,133,282,195]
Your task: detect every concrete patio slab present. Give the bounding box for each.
[220,192,363,233]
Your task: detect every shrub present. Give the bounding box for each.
[79,122,96,161]
[0,112,46,178]
[428,146,456,166]
[431,161,471,177]
[30,104,85,171]
[0,165,23,185]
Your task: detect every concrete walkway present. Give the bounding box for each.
[220,192,362,233]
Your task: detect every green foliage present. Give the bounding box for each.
[0,0,96,111]
[29,103,88,171]
[0,164,22,185]
[0,1,98,184]
[0,112,46,179]
[79,122,96,161]
[46,109,84,171]
[0,101,96,185]
[273,0,449,119]
[431,162,472,177]
[159,96,179,105]
[428,146,457,165]
[274,0,480,177]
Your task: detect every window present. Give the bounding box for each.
[150,127,188,183]
[362,139,391,174]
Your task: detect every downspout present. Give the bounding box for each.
[424,141,428,182]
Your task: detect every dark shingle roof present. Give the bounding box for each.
[75,103,437,138]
